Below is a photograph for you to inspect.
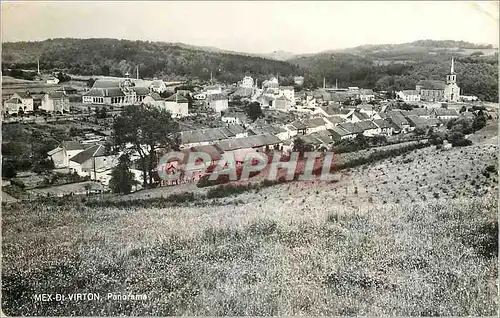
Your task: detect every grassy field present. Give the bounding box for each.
[2,140,498,316]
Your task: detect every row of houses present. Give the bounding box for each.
[3,90,70,115]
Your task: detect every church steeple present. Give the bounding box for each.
[446,57,456,84]
[450,57,454,74]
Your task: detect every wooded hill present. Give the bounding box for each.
[1,38,302,84]
[2,38,498,101]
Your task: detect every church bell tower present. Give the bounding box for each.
[446,57,456,84]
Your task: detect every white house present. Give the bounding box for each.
[205,85,222,96]
[9,92,34,113]
[46,77,60,84]
[240,76,254,89]
[206,94,229,113]
[194,93,207,100]
[263,76,279,88]
[41,92,70,113]
[142,93,165,109]
[396,90,421,103]
[431,108,459,120]
[69,144,117,179]
[373,119,394,136]
[47,141,88,169]
[149,80,168,94]
[221,111,247,125]
[279,86,295,103]
[165,93,189,117]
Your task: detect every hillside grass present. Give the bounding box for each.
[2,191,497,316]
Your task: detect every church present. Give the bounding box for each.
[414,58,460,102]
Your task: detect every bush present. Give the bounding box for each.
[10,179,26,189]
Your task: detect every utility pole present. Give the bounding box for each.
[323,77,326,89]
[336,79,338,90]
[37,59,40,75]
[210,71,213,83]
[136,65,139,79]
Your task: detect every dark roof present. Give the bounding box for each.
[417,80,446,90]
[190,144,223,161]
[149,93,163,101]
[349,111,370,120]
[433,108,459,117]
[324,116,345,125]
[5,97,21,104]
[69,144,106,164]
[165,93,189,103]
[47,91,68,99]
[226,124,246,135]
[208,94,228,101]
[14,92,32,99]
[304,117,327,128]
[328,126,354,140]
[216,134,282,151]
[338,122,364,134]
[386,110,409,125]
[355,120,378,131]
[181,127,233,144]
[133,87,150,95]
[290,120,308,130]
[62,140,86,151]
[93,80,120,89]
[373,119,392,129]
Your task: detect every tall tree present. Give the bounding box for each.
[246,102,263,122]
[109,154,136,194]
[112,104,180,187]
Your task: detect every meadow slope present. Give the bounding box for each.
[2,143,498,316]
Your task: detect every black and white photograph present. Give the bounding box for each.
[1,1,499,316]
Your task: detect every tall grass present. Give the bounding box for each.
[2,193,497,316]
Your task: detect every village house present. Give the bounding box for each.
[247,124,289,141]
[373,118,394,136]
[287,120,308,136]
[165,93,189,118]
[338,122,364,136]
[69,144,117,179]
[356,120,380,137]
[40,91,70,113]
[142,93,165,109]
[346,110,370,123]
[430,108,459,120]
[382,110,411,133]
[256,94,274,108]
[205,85,222,96]
[303,117,330,134]
[221,111,248,125]
[240,76,255,89]
[194,92,207,100]
[263,76,279,88]
[328,125,357,142]
[206,94,229,113]
[46,77,60,84]
[279,86,295,103]
[359,89,375,102]
[216,134,283,154]
[272,95,292,112]
[180,125,247,148]
[47,141,88,168]
[357,104,378,118]
[149,80,168,94]
[396,90,421,103]
[8,92,34,113]
[294,76,304,86]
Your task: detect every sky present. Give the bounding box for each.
[1,1,499,54]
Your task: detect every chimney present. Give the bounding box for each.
[323,77,326,89]
[136,65,139,79]
[37,59,40,75]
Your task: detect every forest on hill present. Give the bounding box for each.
[2,38,498,101]
[293,52,498,102]
[1,38,302,84]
